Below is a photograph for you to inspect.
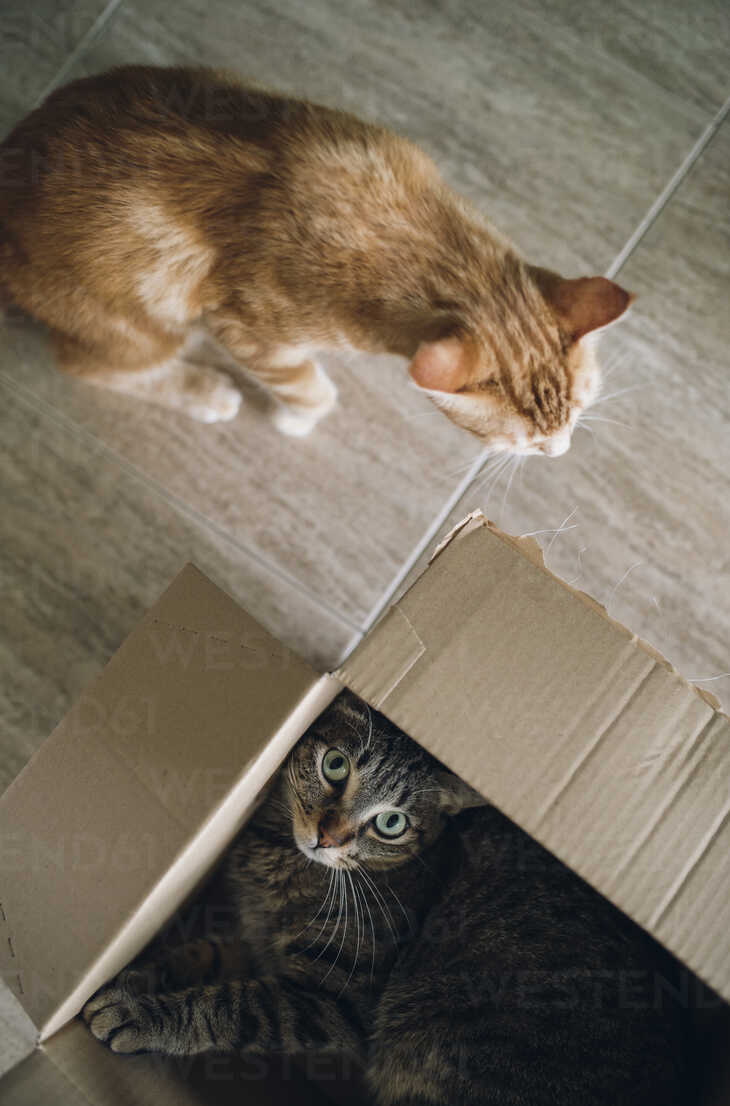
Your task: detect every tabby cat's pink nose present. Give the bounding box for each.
[317,815,353,848]
[317,824,337,848]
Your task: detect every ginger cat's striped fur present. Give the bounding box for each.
[0,66,632,451]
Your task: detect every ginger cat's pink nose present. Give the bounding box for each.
[540,431,571,457]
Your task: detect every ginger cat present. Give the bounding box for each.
[0,65,632,454]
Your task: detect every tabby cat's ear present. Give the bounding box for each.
[409,335,473,393]
[530,266,634,341]
[438,772,487,815]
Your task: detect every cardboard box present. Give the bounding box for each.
[1,514,728,1103]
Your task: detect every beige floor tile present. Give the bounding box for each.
[0,375,355,795]
[526,0,728,115]
[0,1,114,136]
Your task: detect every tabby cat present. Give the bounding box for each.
[0,66,632,451]
[83,691,685,1104]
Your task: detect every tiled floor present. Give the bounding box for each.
[1,0,728,1074]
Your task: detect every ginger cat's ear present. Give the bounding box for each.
[530,267,635,341]
[409,335,474,393]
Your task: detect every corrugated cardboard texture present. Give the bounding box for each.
[0,565,339,1037]
[338,517,730,1002]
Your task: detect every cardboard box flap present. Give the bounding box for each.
[0,1019,334,1106]
[0,565,340,1039]
[0,1049,91,1106]
[337,515,730,1002]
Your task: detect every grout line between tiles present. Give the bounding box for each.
[348,97,730,660]
[0,370,362,635]
[605,95,730,279]
[353,445,492,642]
[31,0,128,109]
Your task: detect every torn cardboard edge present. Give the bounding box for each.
[431,510,725,713]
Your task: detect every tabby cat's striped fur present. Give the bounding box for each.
[83,692,685,1104]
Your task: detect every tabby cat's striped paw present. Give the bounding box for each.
[82,985,155,1054]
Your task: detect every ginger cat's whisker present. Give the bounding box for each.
[582,414,633,430]
[545,507,579,558]
[606,561,644,610]
[520,524,579,540]
[594,384,645,405]
[501,455,520,513]
[475,454,513,502]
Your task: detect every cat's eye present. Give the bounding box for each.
[374,811,408,838]
[322,748,350,784]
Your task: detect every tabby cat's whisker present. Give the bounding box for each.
[267,798,296,818]
[339,871,361,995]
[297,868,336,947]
[322,871,350,982]
[357,866,398,947]
[412,851,442,884]
[340,703,374,759]
[354,874,377,984]
[313,870,344,962]
[340,715,367,747]
[385,882,410,934]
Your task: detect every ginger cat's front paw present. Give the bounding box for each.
[82,983,156,1054]
[181,364,242,423]
[272,405,325,437]
[270,360,337,436]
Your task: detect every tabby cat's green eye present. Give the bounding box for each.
[322,748,350,783]
[374,811,408,838]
